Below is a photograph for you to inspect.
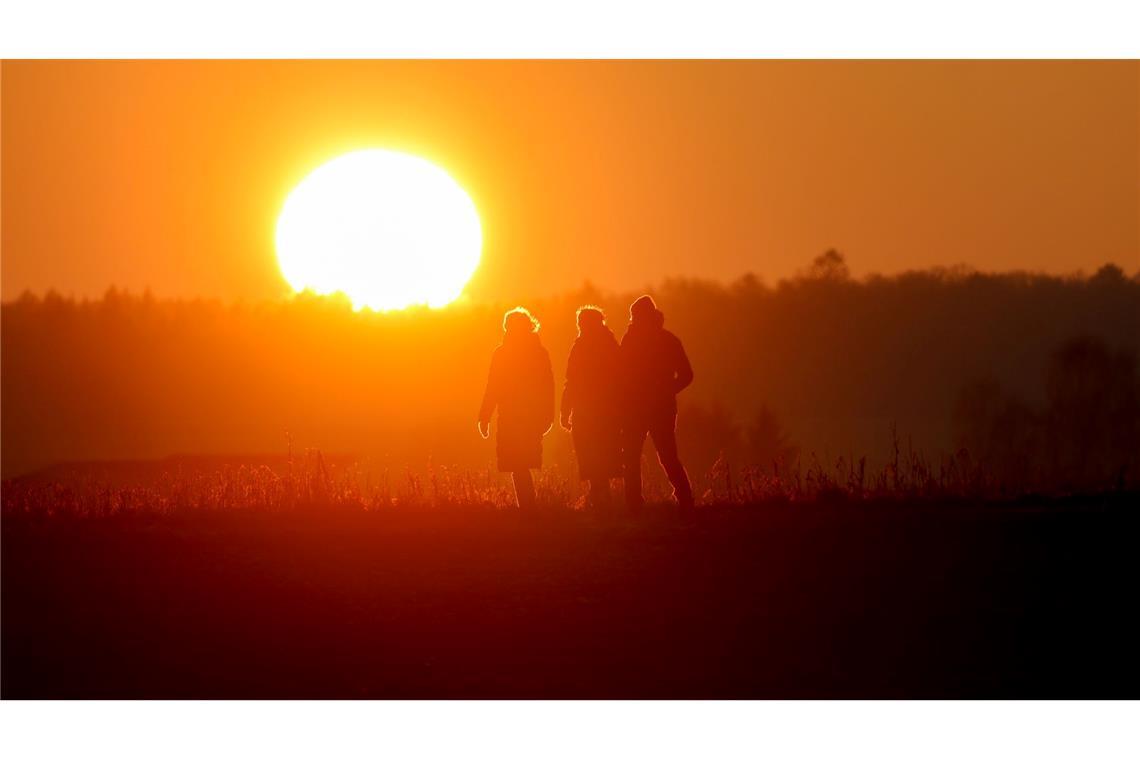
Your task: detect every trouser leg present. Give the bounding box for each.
[624,425,648,509]
[650,414,694,508]
[512,470,536,509]
[588,478,611,509]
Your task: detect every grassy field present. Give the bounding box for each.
[3,488,1136,698]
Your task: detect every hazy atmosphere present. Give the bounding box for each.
[4,259,1137,484]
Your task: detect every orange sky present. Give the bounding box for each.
[2,60,1137,303]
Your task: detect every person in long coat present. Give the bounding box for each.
[560,306,624,508]
[478,307,555,509]
[620,295,695,512]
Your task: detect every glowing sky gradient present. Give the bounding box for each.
[2,60,1136,303]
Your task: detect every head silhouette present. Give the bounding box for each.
[503,307,540,337]
[630,295,663,328]
[576,305,607,336]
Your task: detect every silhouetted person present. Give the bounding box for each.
[560,306,624,509]
[621,295,694,512]
[478,307,555,509]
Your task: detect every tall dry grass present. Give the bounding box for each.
[3,428,1120,520]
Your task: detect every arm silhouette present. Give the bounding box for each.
[540,348,556,435]
[560,343,578,431]
[478,351,501,438]
[673,336,694,394]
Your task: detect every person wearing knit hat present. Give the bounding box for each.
[620,295,694,513]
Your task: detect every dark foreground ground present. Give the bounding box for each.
[4,496,1138,698]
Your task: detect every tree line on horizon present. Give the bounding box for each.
[2,253,1137,493]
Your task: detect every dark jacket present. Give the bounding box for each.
[561,324,622,426]
[561,324,623,480]
[619,309,693,420]
[479,332,555,471]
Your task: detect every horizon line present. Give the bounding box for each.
[3,259,1137,308]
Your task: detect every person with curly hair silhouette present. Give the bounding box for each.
[478,307,555,509]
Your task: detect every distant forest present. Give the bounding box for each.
[3,253,1138,491]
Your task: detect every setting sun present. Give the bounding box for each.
[275,149,482,310]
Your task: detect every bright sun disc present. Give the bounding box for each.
[276,149,482,310]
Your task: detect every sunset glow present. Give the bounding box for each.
[2,56,1137,708]
[275,150,482,310]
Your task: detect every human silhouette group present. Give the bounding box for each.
[478,295,694,513]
